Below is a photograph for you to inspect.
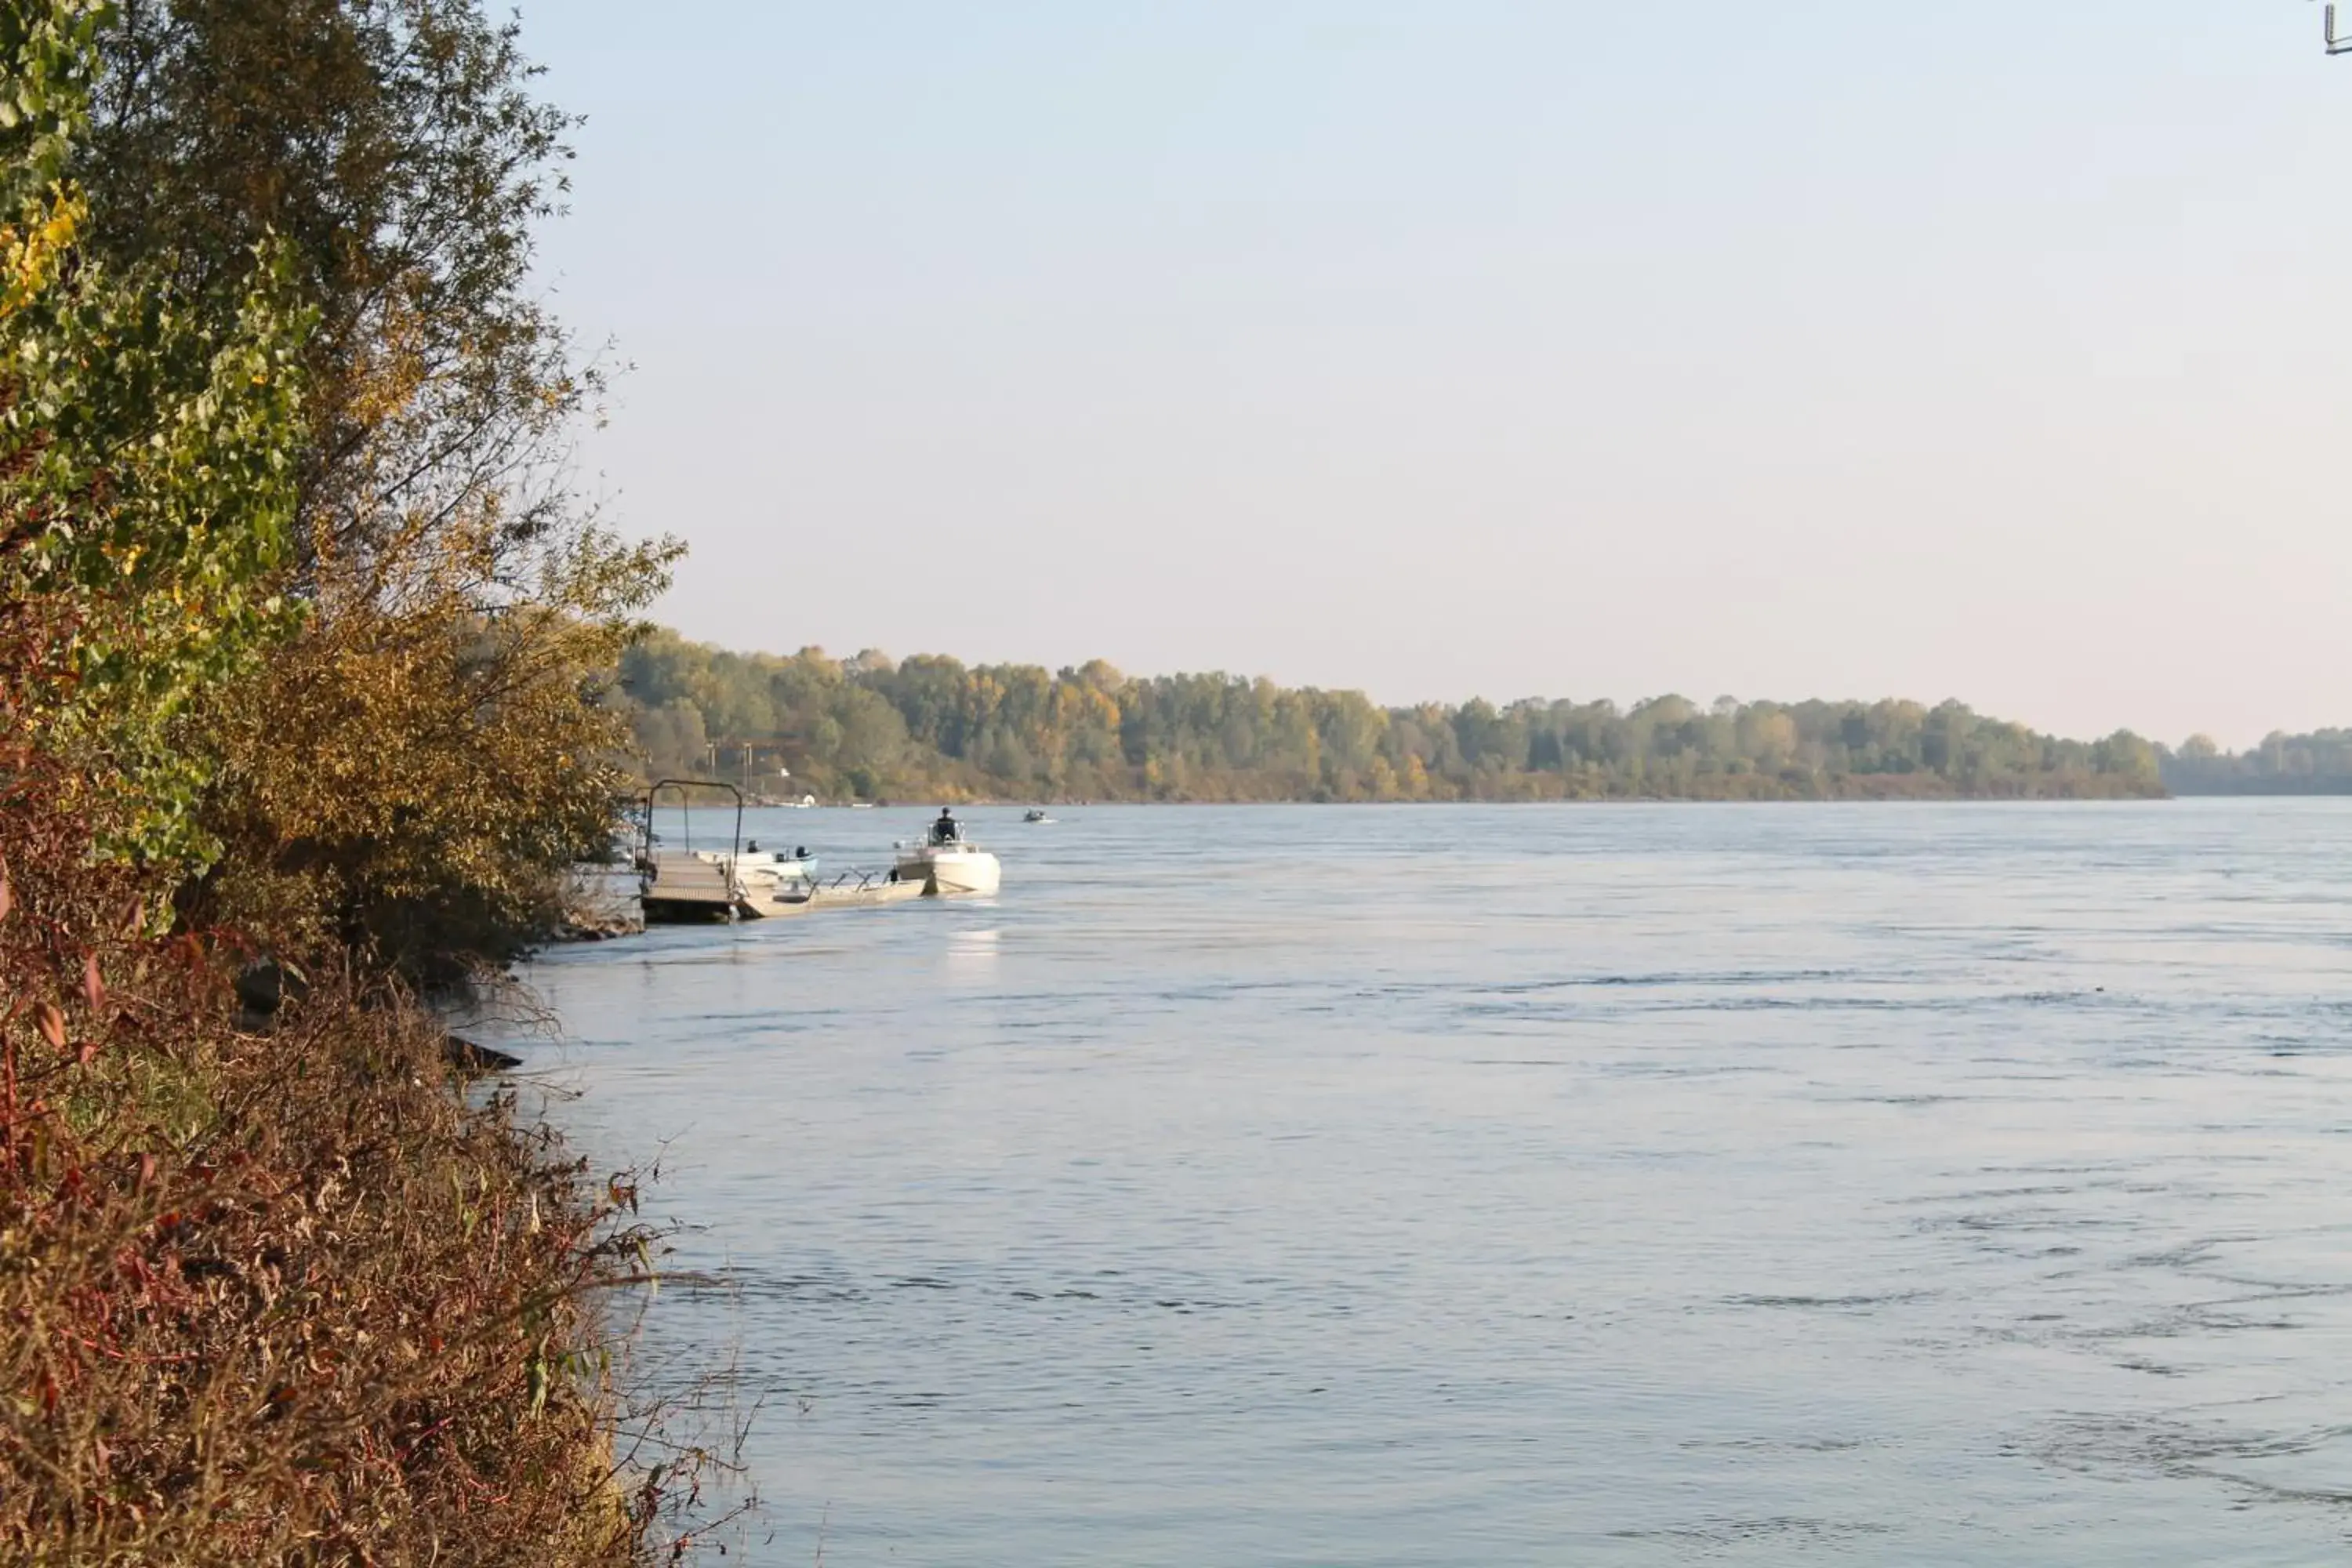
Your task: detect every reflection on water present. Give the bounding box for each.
[944,927,1000,982]
[508,801,2352,1565]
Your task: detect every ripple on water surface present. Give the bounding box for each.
[503,801,2352,1565]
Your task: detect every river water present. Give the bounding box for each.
[506,800,2352,1565]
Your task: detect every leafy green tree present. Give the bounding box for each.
[56,0,681,978]
[0,0,309,871]
[82,0,579,571]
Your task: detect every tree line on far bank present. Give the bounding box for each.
[618,632,2174,803]
[2161,731,2352,794]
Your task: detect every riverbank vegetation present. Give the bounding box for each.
[2,2,701,1559]
[621,633,2167,802]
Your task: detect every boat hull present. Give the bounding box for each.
[931,850,1001,896]
[894,846,1002,896]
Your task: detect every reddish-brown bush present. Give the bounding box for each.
[1,707,673,1563]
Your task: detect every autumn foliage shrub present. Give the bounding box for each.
[0,667,665,1563]
[0,2,713,1560]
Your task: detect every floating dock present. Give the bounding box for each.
[633,780,998,926]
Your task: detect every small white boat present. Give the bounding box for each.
[738,844,820,909]
[1022,808,1054,824]
[895,812,1002,896]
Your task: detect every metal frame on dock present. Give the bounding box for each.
[638,779,750,922]
[640,779,744,873]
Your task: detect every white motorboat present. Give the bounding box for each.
[894,812,1002,896]
[1022,808,1054,824]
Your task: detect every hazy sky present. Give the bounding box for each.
[524,2,2352,748]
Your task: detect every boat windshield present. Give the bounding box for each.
[898,830,979,855]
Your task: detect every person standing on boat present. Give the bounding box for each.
[933,807,960,845]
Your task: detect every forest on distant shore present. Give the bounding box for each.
[2158,731,2352,794]
[619,633,2194,802]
